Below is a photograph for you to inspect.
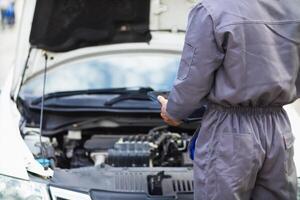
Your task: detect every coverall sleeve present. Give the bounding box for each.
[166,4,224,120]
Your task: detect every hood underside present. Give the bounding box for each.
[29,0,151,52]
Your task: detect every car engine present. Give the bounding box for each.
[23,126,193,169]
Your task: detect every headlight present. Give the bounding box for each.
[0,174,50,200]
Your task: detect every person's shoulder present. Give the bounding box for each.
[201,0,249,29]
[201,0,233,15]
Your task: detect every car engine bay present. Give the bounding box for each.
[17,90,204,198]
[22,125,194,170]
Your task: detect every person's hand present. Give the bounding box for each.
[157,95,182,127]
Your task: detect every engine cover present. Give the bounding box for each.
[107,135,153,167]
[106,130,187,167]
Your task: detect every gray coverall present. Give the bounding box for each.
[166,0,300,199]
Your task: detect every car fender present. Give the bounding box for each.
[0,69,52,180]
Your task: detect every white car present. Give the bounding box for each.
[0,0,299,199]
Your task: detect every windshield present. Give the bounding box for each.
[20,52,181,97]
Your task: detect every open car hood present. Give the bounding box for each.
[11,0,197,97]
[28,0,198,52]
[29,0,152,52]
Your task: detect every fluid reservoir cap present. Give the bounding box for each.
[67,130,82,140]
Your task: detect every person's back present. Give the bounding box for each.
[203,0,300,106]
[158,0,299,199]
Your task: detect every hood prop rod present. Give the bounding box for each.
[38,51,49,170]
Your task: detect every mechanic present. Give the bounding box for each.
[158,0,299,199]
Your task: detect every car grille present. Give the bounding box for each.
[114,172,146,192]
[172,179,194,193]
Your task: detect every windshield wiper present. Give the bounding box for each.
[31,87,154,105]
[104,87,154,106]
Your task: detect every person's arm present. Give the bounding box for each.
[164,4,224,121]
